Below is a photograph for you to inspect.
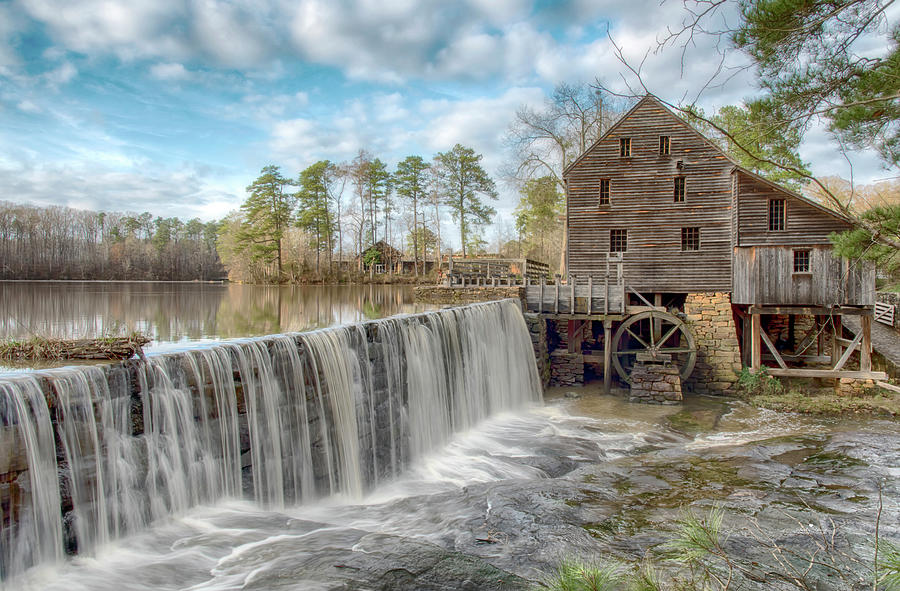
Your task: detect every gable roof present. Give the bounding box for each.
[563,93,853,227]
[562,94,738,177]
[731,165,853,225]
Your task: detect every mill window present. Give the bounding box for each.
[793,249,811,273]
[682,227,700,251]
[674,176,686,202]
[659,135,670,155]
[599,178,610,205]
[619,137,632,157]
[768,198,786,231]
[610,229,627,253]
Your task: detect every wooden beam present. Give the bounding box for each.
[568,320,586,354]
[763,354,832,364]
[816,315,825,357]
[833,329,863,371]
[758,327,787,369]
[767,369,887,380]
[750,313,761,370]
[603,320,612,395]
[749,305,871,316]
[861,314,872,372]
[832,315,842,366]
[875,380,900,394]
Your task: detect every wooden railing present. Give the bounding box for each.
[445,258,550,286]
[524,253,625,315]
[875,301,895,327]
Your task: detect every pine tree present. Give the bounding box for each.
[238,165,296,280]
[434,145,498,258]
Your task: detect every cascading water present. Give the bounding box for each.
[0,299,541,584]
[0,376,63,579]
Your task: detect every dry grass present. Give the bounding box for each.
[0,334,151,361]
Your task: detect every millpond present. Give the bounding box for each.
[0,297,897,590]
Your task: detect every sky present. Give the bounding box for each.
[0,0,894,246]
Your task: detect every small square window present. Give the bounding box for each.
[674,176,686,203]
[610,229,627,253]
[768,198,786,231]
[619,137,631,157]
[599,179,610,206]
[659,135,670,155]
[682,227,700,251]
[793,249,810,273]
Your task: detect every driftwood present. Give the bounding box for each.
[0,334,151,361]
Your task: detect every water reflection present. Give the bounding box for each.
[0,282,433,353]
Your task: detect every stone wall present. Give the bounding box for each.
[629,361,683,404]
[414,286,525,306]
[550,351,584,387]
[524,313,550,388]
[684,292,742,395]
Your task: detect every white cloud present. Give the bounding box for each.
[16,100,41,113]
[150,62,192,81]
[0,155,241,220]
[0,4,24,74]
[42,61,77,88]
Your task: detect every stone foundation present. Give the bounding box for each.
[836,377,877,396]
[629,361,683,404]
[524,313,550,388]
[414,286,525,306]
[684,292,741,395]
[550,351,584,387]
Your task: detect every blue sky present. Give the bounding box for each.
[0,0,892,242]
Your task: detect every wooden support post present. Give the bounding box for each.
[742,315,751,367]
[816,315,825,356]
[787,315,796,351]
[653,293,662,337]
[832,315,842,367]
[587,276,593,314]
[538,280,544,314]
[750,313,761,371]
[861,313,872,372]
[570,275,575,314]
[603,320,612,395]
[568,320,585,354]
[555,282,560,314]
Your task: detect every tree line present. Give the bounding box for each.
[0,201,223,280]
[218,144,499,283]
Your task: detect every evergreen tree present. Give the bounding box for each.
[394,155,430,275]
[296,161,336,275]
[434,144,498,258]
[237,165,296,280]
[514,176,563,264]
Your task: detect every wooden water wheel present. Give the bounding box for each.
[611,310,697,384]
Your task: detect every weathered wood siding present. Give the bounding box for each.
[735,171,851,246]
[565,97,733,292]
[732,245,875,306]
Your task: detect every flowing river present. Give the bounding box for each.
[0,290,897,590]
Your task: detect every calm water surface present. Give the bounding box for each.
[0,281,435,368]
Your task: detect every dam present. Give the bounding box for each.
[0,300,540,584]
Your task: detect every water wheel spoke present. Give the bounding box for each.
[657,347,696,354]
[624,327,650,349]
[614,349,647,355]
[654,324,681,349]
[611,310,697,385]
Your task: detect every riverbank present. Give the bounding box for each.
[734,368,900,417]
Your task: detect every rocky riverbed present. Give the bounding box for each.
[15,388,899,591]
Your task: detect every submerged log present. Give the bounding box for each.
[0,334,151,361]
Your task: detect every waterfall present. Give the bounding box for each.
[0,299,540,581]
[0,376,63,579]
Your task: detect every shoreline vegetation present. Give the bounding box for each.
[0,334,151,362]
[735,367,900,418]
